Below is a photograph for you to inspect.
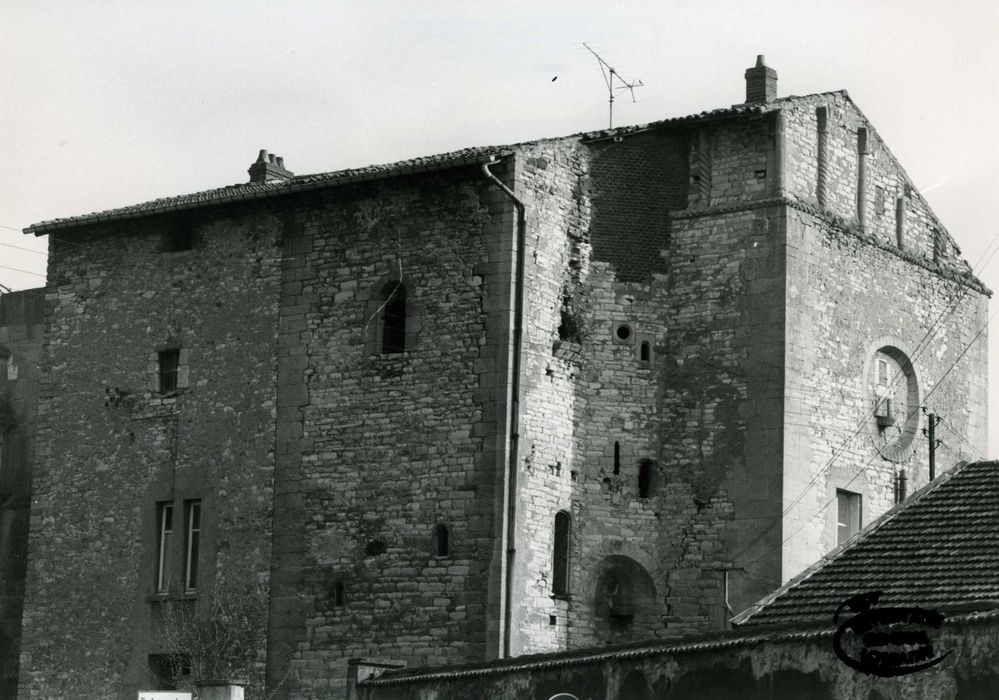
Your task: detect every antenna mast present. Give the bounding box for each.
[583,43,644,129]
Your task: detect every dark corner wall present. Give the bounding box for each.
[0,289,45,699]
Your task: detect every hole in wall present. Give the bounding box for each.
[615,324,632,341]
[365,540,387,557]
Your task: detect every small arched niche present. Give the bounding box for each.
[593,555,658,641]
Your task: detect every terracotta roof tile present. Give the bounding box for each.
[733,460,999,627]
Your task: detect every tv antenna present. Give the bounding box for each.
[583,43,644,129]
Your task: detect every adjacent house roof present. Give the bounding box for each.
[733,460,999,628]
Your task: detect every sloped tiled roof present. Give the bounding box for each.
[733,460,999,628]
[27,93,838,236]
[25,146,510,234]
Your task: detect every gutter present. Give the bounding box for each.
[481,157,526,658]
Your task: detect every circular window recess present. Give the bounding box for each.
[868,346,919,458]
[614,323,633,342]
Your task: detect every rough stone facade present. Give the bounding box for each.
[0,290,44,699]
[13,63,988,699]
[18,212,282,697]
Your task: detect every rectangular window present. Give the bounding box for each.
[158,349,180,392]
[836,490,862,546]
[184,500,201,592]
[156,502,174,593]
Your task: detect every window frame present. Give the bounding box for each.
[183,499,201,593]
[155,502,174,593]
[836,489,862,546]
[158,349,180,393]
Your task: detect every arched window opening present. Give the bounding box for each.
[433,523,450,557]
[640,341,651,363]
[332,581,346,608]
[381,282,407,354]
[553,511,571,597]
[613,441,621,475]
[638,459,655,498]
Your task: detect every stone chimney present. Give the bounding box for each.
[744,55,778,104]
[248,149,294,183]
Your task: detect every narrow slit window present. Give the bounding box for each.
[159,349,180,393]
[613,441,620,475]
[433,523,450,557]
[553,511,571,597]
[381,283,407,354]
[156,502,174,593]
[184,500,201,592]
[640,341,651,363]
[332,581,346,608]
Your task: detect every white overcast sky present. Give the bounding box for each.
[2,0,998,452]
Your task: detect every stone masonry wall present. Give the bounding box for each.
[265,167,508,698]
[359,615,999,700]
[0,290,44,700]
[782,207,988,578]
[661,202,786,621]
[506,140,590,655]
[782,92,971,279]
[779,93,988,579]
[510,119,784,654]
[16,91,988,698]
[18,210,281,699]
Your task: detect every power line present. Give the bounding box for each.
[938,416,986,461]
[745,228,999,549]
[0,241,47,255]
[735,298,996,568]
[0,223,24,232]
[0,264,46,277]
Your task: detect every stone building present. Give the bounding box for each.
[359,460,999,700]
[0,290,44,699]
[12,57,988,698]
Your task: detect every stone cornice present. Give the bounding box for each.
[671,197,990,296]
